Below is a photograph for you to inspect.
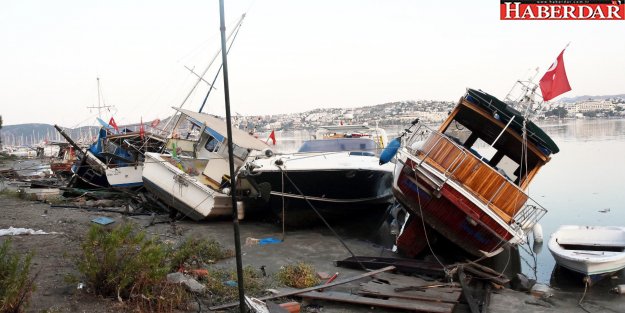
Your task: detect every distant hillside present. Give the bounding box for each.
[559,94,625,103]
[1,123,99,146]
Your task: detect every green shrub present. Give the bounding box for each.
[78,223,169,297]
[169,237,234,271]
[76,223,188,312]
[0,240,36,313]
[276,262,319,289]
[205,266,267,305]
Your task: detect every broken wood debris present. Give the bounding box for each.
[299,291,455,313]
[299,272,461,312]
[208,265,396,310]
[335,255,446,278]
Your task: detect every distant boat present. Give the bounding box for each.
[248,124,394,224]
[49,142,76,177]
[142,107,271,221]
[549,225,625,285]
[391,88,558,257]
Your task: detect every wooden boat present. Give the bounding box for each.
[248,124,394,223]
[50,142,76,177]
[142,107,271,221]
[392,89,558,257]
[549,225,625,285]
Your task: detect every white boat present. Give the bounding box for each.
[248,124,394,223]
[549,225,625,284]
[142,107,271,221]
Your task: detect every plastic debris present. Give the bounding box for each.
[91,217,115,225]
[0,227,58,236]
[259,237,281,246]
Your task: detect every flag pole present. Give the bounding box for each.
[218,0,246,310]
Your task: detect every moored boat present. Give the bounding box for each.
[549,225,625,285]
[392,88,557,257]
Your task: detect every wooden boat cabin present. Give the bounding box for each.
[394,88,559,256]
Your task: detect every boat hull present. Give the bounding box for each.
[548,225,625,284]
[106,165,143,188]
[250,157,394,223]
[142,153,232,221]
[392,158,513,257]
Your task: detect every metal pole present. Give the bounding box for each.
[218,0,246,311]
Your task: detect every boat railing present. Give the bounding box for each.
[403,123,545,228]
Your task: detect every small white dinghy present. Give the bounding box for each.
[549,225,625,284]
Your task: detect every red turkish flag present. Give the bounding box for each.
[539,49,572,102]
[108,117,120,133]
[140,117,145,139]
[268,130,276,145]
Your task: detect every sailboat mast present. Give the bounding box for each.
[218,0,246,309]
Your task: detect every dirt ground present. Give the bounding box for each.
[2,160,625,313]
[0,187,401,313]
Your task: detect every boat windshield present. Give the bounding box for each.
[298,138,376,153]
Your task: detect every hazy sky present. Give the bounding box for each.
[1,1,624,127]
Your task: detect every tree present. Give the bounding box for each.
[544,107,568,118]
[0,115,3,148]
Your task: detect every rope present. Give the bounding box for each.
[578,278,592,313]
[276,165,368,271]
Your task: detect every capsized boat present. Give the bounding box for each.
[391,88,558,257]
[248,124,394,223]
[56,124,166,188]
[142,107,272,221]
[549,225,625,285]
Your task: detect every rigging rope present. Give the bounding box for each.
[276,165,368,271]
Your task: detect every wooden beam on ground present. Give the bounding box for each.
[208,266,396,311]
[359,281,461,304]
[458,266,480,313]
[299,291,455,313]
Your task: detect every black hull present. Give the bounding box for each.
[251,168,393,225]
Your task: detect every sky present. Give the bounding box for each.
[1,0,624,127]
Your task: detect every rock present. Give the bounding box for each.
[166,272,205,293]
[530,283,553,298]
[511,273,535,292]
[167,272,187,284]
[183,278,206,293]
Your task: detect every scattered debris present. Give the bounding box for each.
[91,217,115,225]
[209,266,396,310]
[0,227,59,236]
[335,256,446,279]
[246,237,282,246]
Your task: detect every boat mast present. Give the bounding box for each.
[218,1,246,310]
[86,77,113,119]
[177,13,246,110]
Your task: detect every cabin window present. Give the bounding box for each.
[442,120,472,146]
[494,155,519,182]
[204,136,220,152]
[232,144,249,160]
[471,138,498,163]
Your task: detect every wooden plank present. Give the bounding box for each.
[458,267,480,313]
[335,256,446,278]
[359,281,461,303]
[208,266,396,311]
[300,291,454,313]
[462,263,509,286]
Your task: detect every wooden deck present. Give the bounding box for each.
[415,134,528,223]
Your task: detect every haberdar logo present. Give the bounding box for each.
[500,0,625,20]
